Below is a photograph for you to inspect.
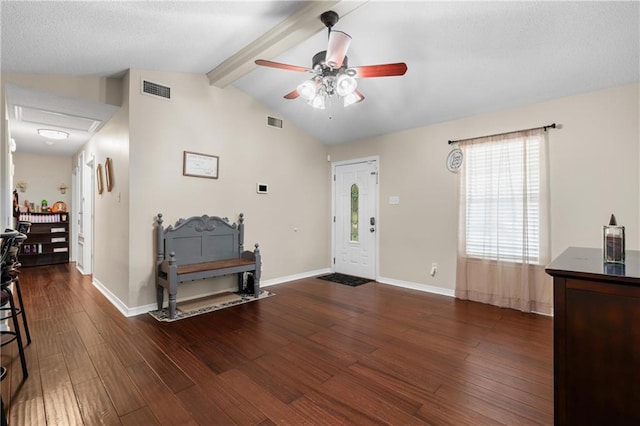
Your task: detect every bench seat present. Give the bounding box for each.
[165,258,256,276]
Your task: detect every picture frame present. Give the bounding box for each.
[96,164,104,194]
[183,151,219,179]
[105,157,114,192]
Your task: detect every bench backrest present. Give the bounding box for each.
[156,214,245,266]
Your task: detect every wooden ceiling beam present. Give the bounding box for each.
[207,1,367,88]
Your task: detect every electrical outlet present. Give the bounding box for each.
[430,263,437,277]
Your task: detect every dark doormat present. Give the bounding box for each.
[316,273,373,287]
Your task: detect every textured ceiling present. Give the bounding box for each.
[2,1,639,154]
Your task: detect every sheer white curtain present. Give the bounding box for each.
[455,128,552,314]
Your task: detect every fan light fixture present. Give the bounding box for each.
[296,69,359,110]
[38,129,69,140]
[255,10,407,111]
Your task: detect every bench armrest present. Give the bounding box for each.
[242,243,260,262]
[158,252,178,274]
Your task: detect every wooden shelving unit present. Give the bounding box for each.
[19,212,69,267]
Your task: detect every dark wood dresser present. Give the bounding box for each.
[546,247,640,425]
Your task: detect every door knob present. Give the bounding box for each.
[370,227,375,232]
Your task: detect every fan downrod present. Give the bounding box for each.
[320,11,339,29]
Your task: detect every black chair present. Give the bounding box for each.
[2,225,31,345]
[1,365,7,426]
[1,230,29,380]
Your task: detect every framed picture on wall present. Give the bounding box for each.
[183,151,219,179]
[105,157,114,191]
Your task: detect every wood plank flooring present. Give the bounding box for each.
[1,263,553,425]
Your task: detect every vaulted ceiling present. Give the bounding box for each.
[2,1,638,156]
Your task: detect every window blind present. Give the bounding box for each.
[464,134,542,263]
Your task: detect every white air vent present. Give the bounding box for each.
[267,116,283,129]
[15,105,102,132]
[142,79,171,100]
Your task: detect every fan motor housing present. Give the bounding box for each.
[320,11,339,28]
[312,51,348,75]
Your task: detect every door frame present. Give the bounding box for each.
[75,151,94,275]
[331,155,380,279]
[71,165,78,262]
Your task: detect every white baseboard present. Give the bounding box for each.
[376,276,455,298]
[92,277,134,317]
[129,302,161,317]
[260,268,331,287]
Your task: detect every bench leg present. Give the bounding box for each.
[253,273,261,298]
[237,273,244,293]
[168,290,178,319]
[156,285,164,311]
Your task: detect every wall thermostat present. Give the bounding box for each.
[256,183,268,194]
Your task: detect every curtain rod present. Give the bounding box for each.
[448,123,556,145]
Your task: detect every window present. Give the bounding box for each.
[464,133,542,263]
[350,184,359,241]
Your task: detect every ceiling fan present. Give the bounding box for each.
[254,10,408,109]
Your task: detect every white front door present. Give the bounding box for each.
[333,159,378,279]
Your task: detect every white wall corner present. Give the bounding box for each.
[92,277,133,317]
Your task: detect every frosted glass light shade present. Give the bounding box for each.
[309,94,326,109]
[343,91,364,107]
[297,80,318,101]
[38,129,69,140]
[336,74,357,96]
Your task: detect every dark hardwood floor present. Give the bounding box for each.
[1,263,553,425]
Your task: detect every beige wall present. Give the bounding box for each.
[75,72,130,306]
[126,69,331,308]
[328,83,640,293]
[12,152,72,211]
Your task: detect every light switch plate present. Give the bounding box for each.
[389,196,400,205]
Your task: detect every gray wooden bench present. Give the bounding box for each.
[155,213,261,319]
